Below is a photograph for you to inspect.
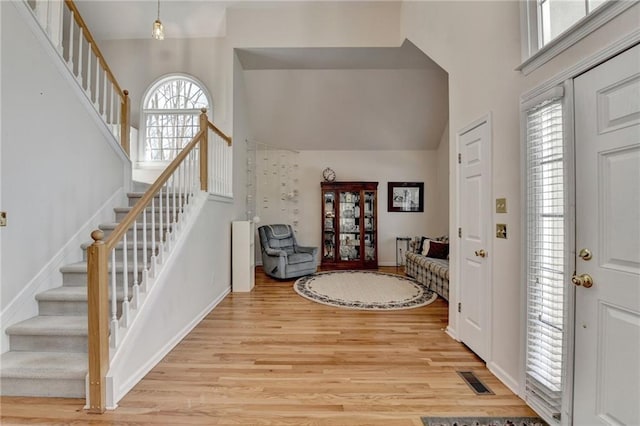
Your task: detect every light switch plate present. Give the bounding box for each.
[496,198,507,213]
[496,223,507,239]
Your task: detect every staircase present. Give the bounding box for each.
[0,191,174,398]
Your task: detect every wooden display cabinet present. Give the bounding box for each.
[321,181,378,269]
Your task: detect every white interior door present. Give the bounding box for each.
[573,44,640,425]
[458,116,492,361]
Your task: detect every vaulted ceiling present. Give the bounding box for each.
[75,1,448,151]
[237,42,448,151]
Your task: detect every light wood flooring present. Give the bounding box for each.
[0,267,535,425]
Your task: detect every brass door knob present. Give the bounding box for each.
[571,273,594,288]
[474,249,487,258]
[579,248,592,261]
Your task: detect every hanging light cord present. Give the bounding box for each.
[157,0,161,21]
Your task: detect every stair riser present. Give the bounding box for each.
[62,270,143,287]
[38,299,124,316]
[128,194,187,207]
[82,246,158,263]
[10,335,87,353]
[0,377,85,398]
[100,226,170,242]
[115,210,179,223]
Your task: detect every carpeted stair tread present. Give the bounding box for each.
[36,286,125,302]
[36,286,88,302]
[60,260,142,274]
[6,315,87,336]
[0,352,87,379]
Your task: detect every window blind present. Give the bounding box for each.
[524,96,566,424]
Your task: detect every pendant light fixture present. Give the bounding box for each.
[152,0,164,40]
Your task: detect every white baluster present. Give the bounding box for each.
[158,188,164,263]
[165,181,171,243]
[67,9,74,70]
[77,31,83,85]
[121,233,129,327]
[142,206,148,291]
[85,43,91,94]
[49,0,64,53]
[151,197,157,277]
[110,248,118,348]
[132,219,139,309]
[115,94,122,141]
[172,174,177,231]
[102,69,108,120]
[94,52,101,110]
[186,151,192,204]
[110,86,115,128]
[179,162,185,218]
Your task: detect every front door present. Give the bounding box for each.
[458,116,492,361]
[572,44,640,424]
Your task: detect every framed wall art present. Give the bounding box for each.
[387,182,424,212]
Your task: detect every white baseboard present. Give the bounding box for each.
[445,325,459,341]
[487,361,521,396]
[0,188,125,354]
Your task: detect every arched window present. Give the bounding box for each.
[141,75,211,162]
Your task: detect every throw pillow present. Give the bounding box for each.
[421,239,431,256]
[418,236,431,254]
[427,241,449,259]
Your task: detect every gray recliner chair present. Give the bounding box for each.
[258,224,318,280]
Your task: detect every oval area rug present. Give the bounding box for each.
[293,270,437,310]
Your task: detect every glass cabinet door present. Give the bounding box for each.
[339,191,361,261]
[363,191,376,261]
[322,191,335,261]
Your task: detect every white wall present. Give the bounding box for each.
[1,2,127,312]
[401,0,640,394]
[292,150,443,266]
[232,52,253,221]
[435,122,450,234]
[241,68,448,151]
[107,198,233,404]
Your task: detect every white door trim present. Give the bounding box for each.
[454,112,493,363]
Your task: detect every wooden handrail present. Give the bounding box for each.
[104,128,205,252]
[208,122,233,146]
[64,0,124,97]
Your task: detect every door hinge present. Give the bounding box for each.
[458,227,462,238]
[458,153,461,164]
[458,302,461,313]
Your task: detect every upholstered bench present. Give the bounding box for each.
[404,236,449,301]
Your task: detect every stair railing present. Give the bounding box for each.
[24,0,131,155]
[86,109,231,413]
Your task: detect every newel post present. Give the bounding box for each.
[199,108,208,191]
[87,230,109,414]
[120,89,131,156]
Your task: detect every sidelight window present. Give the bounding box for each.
[523,86,570,425]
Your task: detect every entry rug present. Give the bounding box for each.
[294,270,437,310]
[422,417,548,426]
